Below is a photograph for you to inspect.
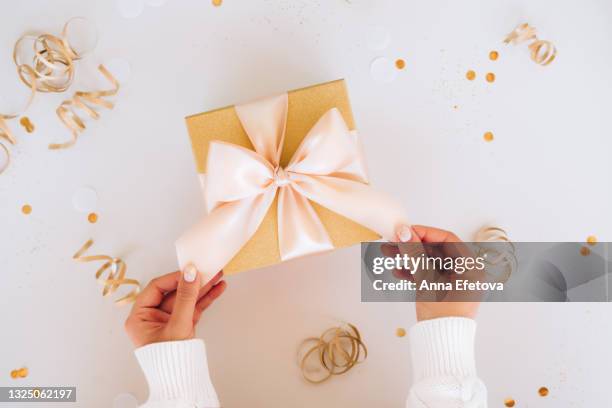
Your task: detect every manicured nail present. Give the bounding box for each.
[183,264,198,282]
[397,225,412,242]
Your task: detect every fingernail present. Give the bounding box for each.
[397,225,412,242]
[183,264,198,282]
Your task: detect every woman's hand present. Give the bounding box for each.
[384,225,483,322]
[125,266,227,348]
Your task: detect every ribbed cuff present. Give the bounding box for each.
[135,339,220,408]
[409,317,477,380]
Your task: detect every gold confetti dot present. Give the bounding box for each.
[453,105,458,109]
[483,132,494,142]
[504,398,516,407]
[538,386,549,397]
[395,59,406,70]
[587,235,597,246]
[212,0,222,6]
[21,204,32,215]
[466,70,476,80]
[19,117,35,133]
[10,370,19,379]
[17,368,28,378]
[486,72,496,83]
[396,327,406,337]
[88,213,98,223]
[580,246,591,256]
[489,50,499,61]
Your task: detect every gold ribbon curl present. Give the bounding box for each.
[73,239,141,306]
[504,23,557,66]
[1,18,99,173]
[13,17,93,93]
[474,227,517,283]
[50,65,119,150]
[298,323,367,384]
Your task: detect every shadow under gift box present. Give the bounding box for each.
[184,79,380,275]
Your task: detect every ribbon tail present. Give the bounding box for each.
[176,188,276,283]
[0,117,17,145]
[290,174,409,242]
[277,186,334,260]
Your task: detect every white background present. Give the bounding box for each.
[1,0,611,407]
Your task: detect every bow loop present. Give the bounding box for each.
[204,141,275,213]
[235,93,288,167]
[287,108,369,183]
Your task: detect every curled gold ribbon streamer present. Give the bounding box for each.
[504,23,557,66]
[474,226,517,283]
[1,18,97,173]
[50,65,119,150]
[298,323,367,384]
[73,239,141,306]
[13,18,93,94]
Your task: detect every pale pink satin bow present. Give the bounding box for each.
[176,93,408,283]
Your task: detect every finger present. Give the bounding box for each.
[199,270,224,296]
[395,224,416,243]
[168,265,202,331]
[396,227,439,301]
[159,271,224,314]
[392,268,414,281]
[381,243,399,257]
[381,243,413,280]
[193,280,227,323]
[411,225,473,259]
[134,271,181,308]
[138,308,171,323]
[397,226,426,258]
[412,225,462,243]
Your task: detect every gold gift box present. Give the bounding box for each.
[185,79,380,274]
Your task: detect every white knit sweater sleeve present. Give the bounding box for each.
[407,317,487,408]
[134,318,484,407]
[135,339,220,408]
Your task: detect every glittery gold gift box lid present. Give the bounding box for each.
[185,79,380,274]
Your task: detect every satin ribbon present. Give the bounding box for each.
[73,239,141,305]
[176,93,408,282]
[50,64,119,150]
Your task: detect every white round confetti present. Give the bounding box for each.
[113,393,138,408]
[104,58,132,83]
[370,57,397,83]
[366,26,391,51]
[63,17,98,57]
[116,0,146,18]
[72,186,98,213]
[146,0,167,6]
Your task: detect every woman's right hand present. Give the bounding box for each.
[384,225,483,321]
